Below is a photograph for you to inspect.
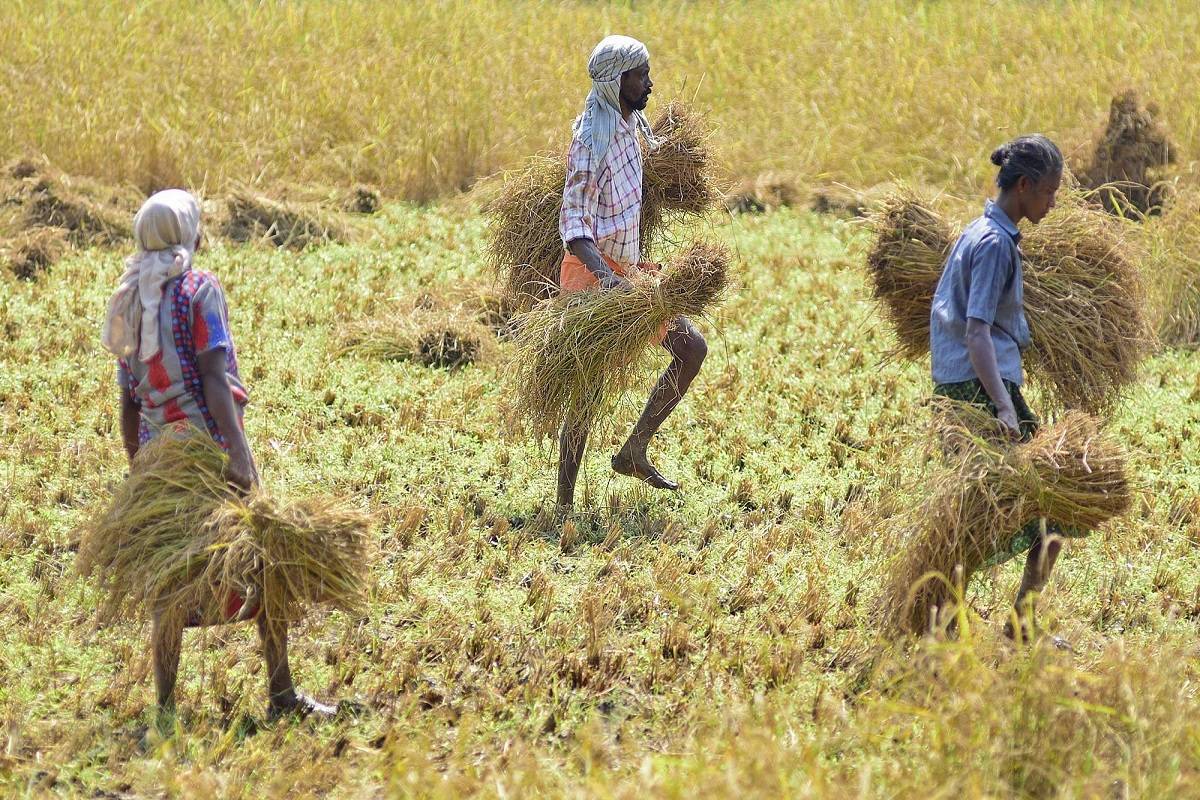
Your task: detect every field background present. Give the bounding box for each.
[5,1,1200,798]
[1,0,1198,200]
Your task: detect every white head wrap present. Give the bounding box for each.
[101,189,201,362]
[573,35,659,164]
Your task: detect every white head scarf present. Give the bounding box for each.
[573,35,659,164]
[101,189,201,362]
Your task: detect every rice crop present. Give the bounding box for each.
[510,241,729,443]
[865,187,1153,414]
[76,433,371,626]
[878,405,1131,636]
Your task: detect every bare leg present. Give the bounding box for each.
[152,608,184,713]
[556,415,591,511]
[1005,528,1064,641]
[613,317,707,489]
[257,615,335,719]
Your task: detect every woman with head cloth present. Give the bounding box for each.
[102,189,334,719]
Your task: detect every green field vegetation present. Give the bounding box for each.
[6,1,1200,797]
[4,202,1200,796]
[2,0,1199,200]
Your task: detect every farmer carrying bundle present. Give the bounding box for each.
[487,90,714,310]
[911,137,1130,640]
[521,35,718,512]
[80,190,367,720]
[866,155,1151,416]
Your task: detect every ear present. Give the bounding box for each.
[1015,175,1033,194]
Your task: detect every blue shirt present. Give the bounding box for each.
[930,200,1031,386]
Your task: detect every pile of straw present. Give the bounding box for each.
[879,406,1131,636]
[77,434,371,625]
[221,188,350,249]
[335,302,495,369]
[1080,90,1175,216]
[865,187,1152,414]
[6,227,68,280]
[486,101,717,311]
[510,241,729,443]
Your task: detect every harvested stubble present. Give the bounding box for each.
[1080,90,1175,216]
[510,241,729,443]
[77,434,371,625]
[486,101,717,310]
[222,188,350,249]
[879,405,1131,636]
[336,302,495,368]
[865,187,1152,414]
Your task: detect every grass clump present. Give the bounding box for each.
[222,188,351,249]
[486,102,717,311]
[878,405,1131,636]
[865,187,1153,414]
[76,433,371,625]
[5,226,68,280]
[510,241,729,443]
[336,298,496,369]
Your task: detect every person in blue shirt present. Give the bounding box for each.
[929,134,1067,640]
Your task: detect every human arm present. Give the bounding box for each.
[120,387,141,463]
[198,349,257,490]
[966,318,1020,437]
[560,139,629,290]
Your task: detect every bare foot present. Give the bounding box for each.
[612,449,678,491]
[268,692,337,722]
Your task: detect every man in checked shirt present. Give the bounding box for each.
[556,35,708,512]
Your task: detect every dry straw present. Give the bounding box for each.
[1144,187,1200,347]
[865,187,1153,414]
[221,187,350,249]
[77,434,371,625]
[510,241,729,444]
[336,298,497,368]
[879,404,1131,636]
[1080,90,1175,216]
[485,101,717,310]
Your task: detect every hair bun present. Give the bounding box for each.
[990,145,1009,167]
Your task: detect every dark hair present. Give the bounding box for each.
[990,135,1064,190]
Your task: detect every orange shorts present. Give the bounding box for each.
[559,252,669,345]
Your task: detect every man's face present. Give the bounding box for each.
[620,62,652,112]
[1020,170,1062,224]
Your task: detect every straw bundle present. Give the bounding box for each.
[77,434,371,625]
[879,406,1130,636]
[486,102,717,311]
[222,188,350,249]
[510,241,729,443]
[335,302,496,368]
[865,188,1152,414]
[1143,188,1200,347]
[1080,90,1174,216]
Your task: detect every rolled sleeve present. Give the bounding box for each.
[559,138,598,248]
[965,234,1011,326]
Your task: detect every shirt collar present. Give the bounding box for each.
[984,199,1021,242]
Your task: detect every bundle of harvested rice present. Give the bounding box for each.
[486,102,717,310]
[222,188,350,249]
[14,170,133,246]
[335,301,495,368]
[723,171,805,215]
[77,434,371,625]
[510,241,729,443]
[865,187,1153,414]
[1080,90,1174,216]
[879,406,1130,636]
[6,226,68,280]
[344,184,382,215]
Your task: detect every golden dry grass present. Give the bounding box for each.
[4,1,1200,201]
